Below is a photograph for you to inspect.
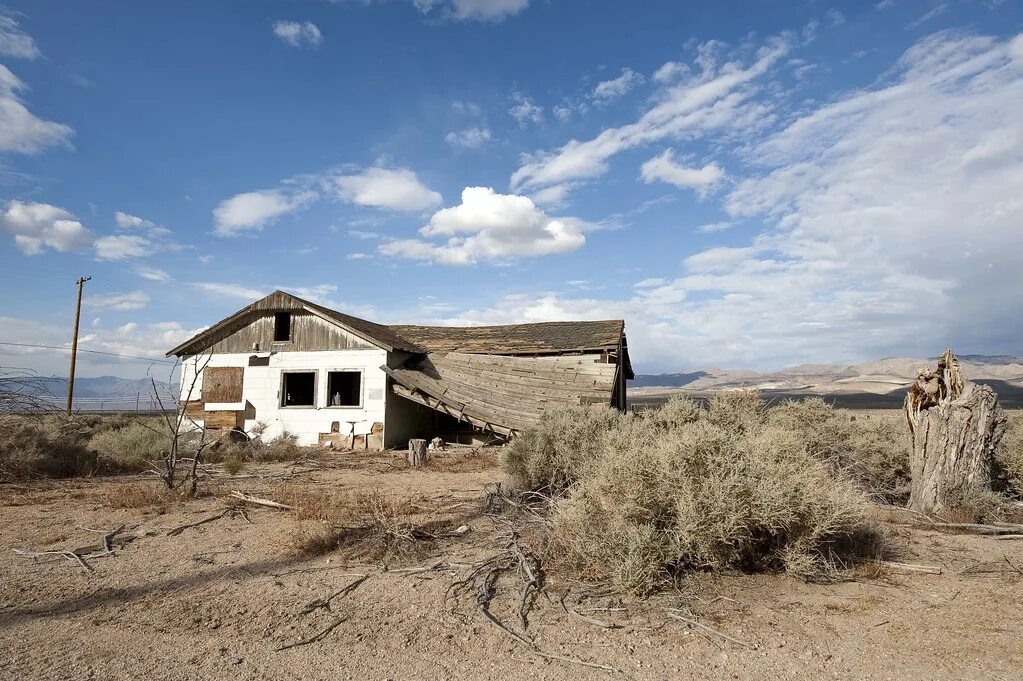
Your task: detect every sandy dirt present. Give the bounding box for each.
[1,451,1021,681]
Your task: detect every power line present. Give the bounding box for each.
[0,341,177,364]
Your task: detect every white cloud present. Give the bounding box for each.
[826,9,846,27]
[85,291,150,312]
[272,20,323,47]
[552,105,573,122]
[133,265,171,282]
[445,127,491,148]
[442,31,1023,371]
[114,211,154,229]
[414,0,529,22]
[0,65,73,154]
[0,14,40,59]
[906,4,947,29]
[592,67,645,102]
[508,93,543,126]
[652,61,687,83]
[0,200,94,254]
[348,229,380,239]
[510,35,791,196]
[695,221,733,233]
[192,282,267,300]
[640,149,726,197]
[330,166,441,212]
[94,234,151,260]
[212,188,316,236]
[379,186,586,265]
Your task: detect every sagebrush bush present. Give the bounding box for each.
[502,405,635,494]
[0,415,97,480]
[209,429,313,464]
[766,399,910,503]
[994,412,1023,498]
[505,394,885,592]
[90,421,172,471]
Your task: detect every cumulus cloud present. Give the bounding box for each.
[379,186,586,265]
[330,166,441,212]
[510,35,791,197]
[0,65,73,154]
[445,127,491,148]
[133,265,171,282]
[443,31,1023,371]
[0,200,93,254]
[272,20,323,47]
[212,189,316,236]
[114,211,171,238]
[85,291,151,312]
[640,149,726,197]
[0,14,40,59]
[652,61,687,83]
[592,67,645,103]
[94,234,151,260]
[414,0,529,22]
[508,93,543,126]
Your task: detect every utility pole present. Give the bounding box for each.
[66,276,91,415]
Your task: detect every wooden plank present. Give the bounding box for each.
[203,410,242,430]
[202,366,244,403]
[182,400,204,420]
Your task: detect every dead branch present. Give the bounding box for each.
[666,610,751,648]
[274,617,347,651]
[559,591,621,629]
[166,505,248,536]
[229,491,293,510]
[865,559,943,575]
[12,525,131,573]
[300,575,369,615]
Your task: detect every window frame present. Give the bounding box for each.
[279,370,317,409]
[273,312,292,343]
[324,368,364,409]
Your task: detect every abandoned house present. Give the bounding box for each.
[166,290,633,448]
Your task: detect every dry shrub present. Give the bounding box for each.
[422,449,498,473]
[502,405,635,494]
[209,430,319,464]
[766,399,911,503]
[507,394,883,593]
[105,481,180,509]
[994,412,1023,498]
[275,487,429,561]
[0,414,98,481]
[90,421,171,472]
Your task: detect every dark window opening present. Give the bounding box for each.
[281,371,315,407]
[327,371,361,407]
[274,312,292,342]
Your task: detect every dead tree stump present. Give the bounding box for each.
[407,439,428,467]
[906,350,1007,516]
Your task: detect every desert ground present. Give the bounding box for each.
[2,445,1021,681]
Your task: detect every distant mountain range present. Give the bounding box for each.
[631,355,1023,408]
[7,375,177,411]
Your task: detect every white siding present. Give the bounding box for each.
[180,348,388,445]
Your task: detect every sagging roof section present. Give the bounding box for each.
[388,320,625,355]
[381,352,619,437]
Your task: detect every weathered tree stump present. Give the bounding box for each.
[407,439,428,467]
[906,350,1007,516]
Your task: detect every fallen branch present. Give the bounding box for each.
[229,491,293,511]
[167,506,248,536]
[12,526,131,573]
[559,592,621,629]
[866,559,942,575]
[666,610,751,648]
[996,534,1023,541]
[299,575,369,615]
[274,617,347,651]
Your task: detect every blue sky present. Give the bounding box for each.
[1,0,1021,378]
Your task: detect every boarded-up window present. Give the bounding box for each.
[203,366,244,403]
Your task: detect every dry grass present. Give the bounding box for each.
[89,421,171,472]
[104,482,181,509]
[273,487,432,561]
[422,449,498,473]
[0,414,99,481]
[506,394,886,593]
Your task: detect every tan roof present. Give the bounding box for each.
[388,320,625,355]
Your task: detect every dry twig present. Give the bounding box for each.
[666,610,751,648]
